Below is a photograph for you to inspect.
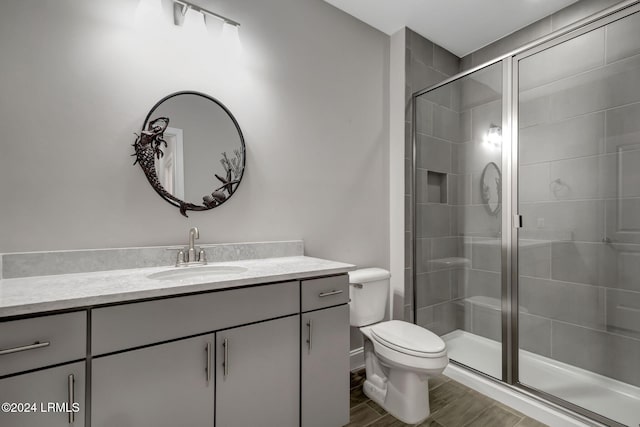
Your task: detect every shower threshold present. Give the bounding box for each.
[442,330,640,427]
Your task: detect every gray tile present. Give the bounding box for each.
[606,288,640,340]
[416,97,434,136]
[520,28,604,91]
[551,0,623,31]
[416,135,452,172]
[520,313,552,357]
[405,195,412,232]
[405,268,413,306]
[405,232,412,269]
[550,241,617,287]
[519,95,551,129]
[460,54,473,72]
[416,168,429,204]
[605,198,640,244]
[407,28,434,67]
[520,276,606,329]
[520,163,550,203]
[405,121,412,160]
[519,200,605,242]
[433,106,461,143]
[416,301,463,336]
[499,17,552,56]
[405,157,412,195]
[416,238,431,274]
[418,204,451,238]
[433,44,460,77]
[551,321,640,387]
[519,112,605,165]
[415,270,452,309]
[514,417,549,427]
[605,101,640,150]
[448,173,472,206]
[471,238,501,273]
[519,240,551,279]
[615,244,640,292]
[549,153,617,201]
[456,205,501,238]
[547,54,640,121]
[460,67,503,112]
[425,81,454,111]
[457,269,501,300]
[606,11,640,63]
[471,303,501,341]
[430,237,461,264]
[409,59,448,95]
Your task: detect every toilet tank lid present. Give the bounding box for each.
[348,268,391,284]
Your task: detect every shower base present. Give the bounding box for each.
[442,330,640,427]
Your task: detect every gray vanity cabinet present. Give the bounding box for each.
[301,305,350,427]
[0,361,85,427]
[215,315,300,427]
[300,275,350,427]
[91,333,215,427]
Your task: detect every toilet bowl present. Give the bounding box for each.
[349,269,448,424]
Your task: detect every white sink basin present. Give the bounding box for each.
[148,265,248,281]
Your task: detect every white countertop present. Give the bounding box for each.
[0,256,356,318]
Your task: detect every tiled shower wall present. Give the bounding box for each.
[404,29,460,326]
[407,0,640,388]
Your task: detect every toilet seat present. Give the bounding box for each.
[370,320,447,358]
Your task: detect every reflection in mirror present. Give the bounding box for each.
[133,91,245,217]
[481,162,501,216]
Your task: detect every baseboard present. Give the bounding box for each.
[350,347,364,372]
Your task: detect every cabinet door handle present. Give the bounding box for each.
[223,338,229,379]
[0,340,50,355]
[206,342,212,384]
[318,290,343,298]
[68,374,75,424]
[306,320,313,352]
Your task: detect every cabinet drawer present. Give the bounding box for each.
[301,275,349,312]
[92,281,299,355]
[0,312,86,377]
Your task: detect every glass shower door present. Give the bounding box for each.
[413,62,504,379]
[516,11,640,426]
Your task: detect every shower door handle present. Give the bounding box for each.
[513,214,523,228]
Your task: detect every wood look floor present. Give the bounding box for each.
[348,370,548,427]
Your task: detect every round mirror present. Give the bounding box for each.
[481,162,501,216]
[133,91,245,217]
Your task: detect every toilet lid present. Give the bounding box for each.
[371,320,446,357]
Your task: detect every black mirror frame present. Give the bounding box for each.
[133,91,246,217]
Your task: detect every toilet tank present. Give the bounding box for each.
[348,268,391,327]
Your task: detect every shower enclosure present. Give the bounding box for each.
[411,2,640,426]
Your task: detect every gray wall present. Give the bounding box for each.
[0,0,390,274]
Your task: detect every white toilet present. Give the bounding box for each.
[349,268,448,424]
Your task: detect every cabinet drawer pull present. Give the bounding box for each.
[206,342,212,384]
[318,290,343,298]
[223,338,229,379]
[68,374,75,424]
[306,320,312,352]
[0,340,50,355]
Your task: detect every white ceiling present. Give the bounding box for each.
[323,0,580,57]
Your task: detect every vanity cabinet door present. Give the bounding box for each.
[91,334,215,427]
[0,361,85,427]
[301,304,350,427]
[215,315,299,427]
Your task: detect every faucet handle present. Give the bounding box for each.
[199,249,207,264]
[176,250,186,266]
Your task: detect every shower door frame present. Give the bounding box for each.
[411,1,640,425]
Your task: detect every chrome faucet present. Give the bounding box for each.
[188,227,199,263]
[176,227,207,266]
